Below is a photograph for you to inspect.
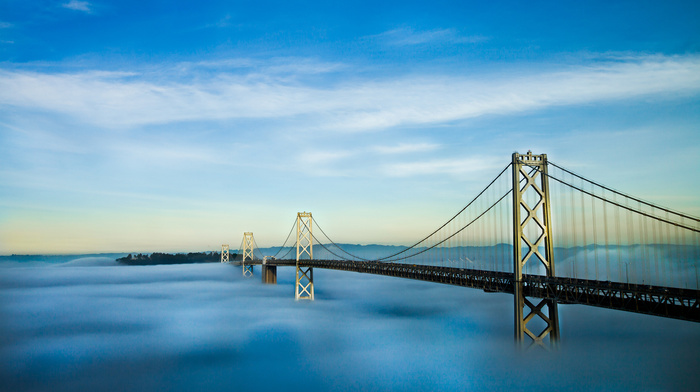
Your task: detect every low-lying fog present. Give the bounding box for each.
[1,257,698,391]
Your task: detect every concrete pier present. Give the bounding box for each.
[262,265,277,284]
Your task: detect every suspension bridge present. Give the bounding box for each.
[221,152,700,347]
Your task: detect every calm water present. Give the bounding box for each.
[0,257,698,391]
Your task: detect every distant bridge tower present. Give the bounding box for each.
[221,244,229,263]
[241,232,255,278]
[512,152,559,347]
[295,212,314,300]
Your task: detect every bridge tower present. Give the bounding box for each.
[241,232,255,278]
[512,151,560,347]
[221,244,229,263]
[295,212,314,300]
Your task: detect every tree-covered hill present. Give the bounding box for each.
[117,252,236,266]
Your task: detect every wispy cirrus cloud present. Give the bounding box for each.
[202,14,233,29]
[179,57,345,76]
[288,143,445,178]
[62,1,91,13]
[367,27,487,46]
[298,150,354,164]
[371,143,440,154]
[0,54,699,131]
[382,156,501,177]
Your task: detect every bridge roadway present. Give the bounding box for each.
[235,259,700,323]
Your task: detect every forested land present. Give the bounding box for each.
[117,252,236,265]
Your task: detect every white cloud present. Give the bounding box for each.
[298,150,354,164]
[110,142,236,167]
[382,157,501,177]
[0,54,699,131]
[62,1,91,12]
[177,57,344,76]
[206,14,232,28]
[371,143,440,154]
[367,27,486,46]
[262,58,346,75]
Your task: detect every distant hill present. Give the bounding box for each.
[0,253,129,265]
[116,252,233,266]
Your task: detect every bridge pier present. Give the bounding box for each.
[262,264,277,284]
[514,282,560,346]
[243,265,254,277]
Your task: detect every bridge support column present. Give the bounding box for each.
[242,232,255,278]
[512,152,560,348]
[262,264,277,284]
[295,212,314,300]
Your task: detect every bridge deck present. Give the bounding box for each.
[234,259,700,322]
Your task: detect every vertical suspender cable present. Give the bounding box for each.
[673,216,680,288]
[694,229,699,290]
[461,197,465,268]
[477,191,482,271]
[558,171,568,278]
[602,188,611,282]
[615,192,622,283]
[651,206,659,286]
[681,216,688,288]
[659,211,668,286]
[592,184,599,281]
[447,211,452,267]
[569,175,578,279]
[638,203,651,283]
[581,175,589,280]
[492,187,498,272]
[626,194,634,284]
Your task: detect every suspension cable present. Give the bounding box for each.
[291,163,524,263]
[385,189,513,263]
[312,217,370,261]
[269,219,298,258]
[251,237,266,260]
[296,218,359,262]
[375,163,512,261]
[522,163,700,233]
[381,163,537,262]
[278,245,296,260]
[237,237,244,260]
[549,160,700,223]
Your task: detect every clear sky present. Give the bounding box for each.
[1,0,699,254]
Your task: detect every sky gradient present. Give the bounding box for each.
[1,1,699,254]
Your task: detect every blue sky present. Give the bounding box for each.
[1,0,699,254]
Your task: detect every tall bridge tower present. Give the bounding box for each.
[241,232,255,278]
[295,212,314,300]
[512,152,559,346]
[221,244,229,263]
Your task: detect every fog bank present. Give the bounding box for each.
[0,257,698,391]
